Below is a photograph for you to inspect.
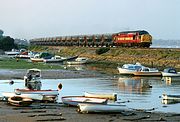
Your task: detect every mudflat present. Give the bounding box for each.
[0,69,180,122]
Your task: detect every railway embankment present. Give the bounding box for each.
[31,46,180,71]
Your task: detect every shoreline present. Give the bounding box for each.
[0,101,180,122]
[0,69,180,121]
[0,68,107,80]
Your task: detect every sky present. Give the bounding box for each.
[0,0,179,40]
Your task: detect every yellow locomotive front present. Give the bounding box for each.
[139,31,152,47]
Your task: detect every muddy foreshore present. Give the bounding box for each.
[0,69,106,80]
[0,69,180,122]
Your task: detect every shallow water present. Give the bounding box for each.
[0,76,180,113]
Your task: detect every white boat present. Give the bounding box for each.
[61,96,108,106]
[8,96,33,107]
[2,92,43,101]
[43,55,66,63]
[162,94,180,101]
[15,89,59,96]
[15,54,31,59]
[84,92,117,100]
[133,67,162,76]
[77,103,127,113]
[117,62,144,75]
[66,57,88,65]
[30,52,53,63]
[161,68,180,77]
[5,49,20,55]
[24,68,41,83]
[30,57,44,62]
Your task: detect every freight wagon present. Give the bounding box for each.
[30,30,152,48]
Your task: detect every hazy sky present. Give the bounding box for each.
[0,0,179,40]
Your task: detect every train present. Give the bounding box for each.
[29,30,152,48]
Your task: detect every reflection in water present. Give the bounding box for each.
[162,99,180,105]
[118,77,153,94]
[161,77,180,85]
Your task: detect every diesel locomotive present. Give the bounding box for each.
[30,30,152,47]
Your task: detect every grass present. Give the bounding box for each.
[0,58,64,69]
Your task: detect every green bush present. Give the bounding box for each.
[96,47,110,55]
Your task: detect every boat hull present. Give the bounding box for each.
[15,89,59,96]
[161,72,180,77]
[8,96,33,107]
[78,103,127,113]
[61,96,108,106]
[117,67,137,75]
[2,92,43,101]
[133,72,162,76]
[30,58,44,62]
[84,92,117,100]
[43,59,66,63]
[162,94,180,101]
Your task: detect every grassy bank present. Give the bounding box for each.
[0,58,64,69]
[41,46,180,70]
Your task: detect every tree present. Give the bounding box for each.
[0,36,17,51]
[0,29,3,38]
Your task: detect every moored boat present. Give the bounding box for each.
[61,96,108,106]
[117,62,144,75]
[2,92,43,101]
[133,67,162,76]
[15,89,59,96]
[77,103,127,113]
[8,96,33,107]
[162,94,180,101]
[66,57,88,65]
[43,55,66,63]
[84,92,117,101]
[161,68,180,77]
[30,57,44,62]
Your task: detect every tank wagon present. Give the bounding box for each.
[30,30,152,47]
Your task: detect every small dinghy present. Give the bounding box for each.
[2,92,43,101]
[84,92,117,101]
[162,94,180,101]
[77,103,127,113]
[8,96,33,107]
[15,89,59,96]
[61,96,108,106]
[161,68,180,77]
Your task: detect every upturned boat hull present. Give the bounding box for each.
[77,103,127,113]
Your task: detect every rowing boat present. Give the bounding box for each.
[77,103,127,113]
[2,92,43,101]
[84,92,117,101]
[15,89,59,96]
[61,96,108,106]
[8,96,33,107]
[162,94,180,101]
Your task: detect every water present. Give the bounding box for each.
[1,76,180,113]
[151,39,180,48]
